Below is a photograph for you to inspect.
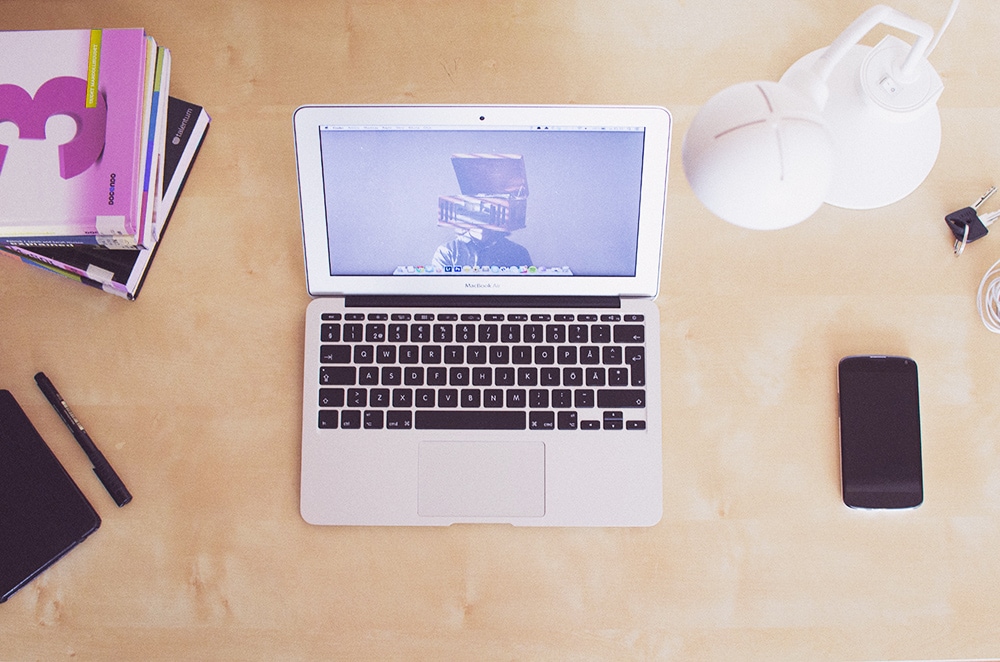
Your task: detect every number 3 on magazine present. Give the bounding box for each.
[0,76,107,179]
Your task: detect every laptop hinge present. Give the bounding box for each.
[344,295,621,309]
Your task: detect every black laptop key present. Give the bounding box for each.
[478,324,498,343]
[340,410,362,429]
[626,347,646,386]
[586,367,606,387]
[399,345,419,364]
[386,411,413,429]
[597,389,646,408]
[320,345,351,363]
[411,324,430,342]
[437,389,458,407]
[580,346,600,364]
[415,410,526,430]
[461,389,481,408]
[347,388,367,407]
[524,324,543,343]
[529,389,549,408]
[466,345,487,364]
[495,367,515,386]
[388,324,408,342]
[421,345,442,364]
[358,366,379,385]
[512,346,532,364]
[392,389,412,407]
[364,410,384,429]
[506,389,527,408]
[381,367,401,385]
[614,324,645,343]
[319,410,338,429]
[603,411,624,430]
[529,411,555,430]
[608,368,630,386]
[404,367,424,385]
[563,368,583,387]
[320,366,356,385]
[427,367,447,385]
[319,388,345,407]
[444,345,464,364]
[557,411,578,430]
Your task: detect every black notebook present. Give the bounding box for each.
[0,390,100,603]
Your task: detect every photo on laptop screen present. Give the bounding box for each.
[317,125,645,278]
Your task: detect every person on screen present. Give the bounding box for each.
[431,227,532,271]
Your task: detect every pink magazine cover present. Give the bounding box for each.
[0,29,149,246]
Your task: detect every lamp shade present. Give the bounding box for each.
[683,5,946,229]
[681,80,834,230]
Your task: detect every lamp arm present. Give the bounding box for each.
[812,4,934,82]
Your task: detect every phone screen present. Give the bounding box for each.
[838,355,923,509]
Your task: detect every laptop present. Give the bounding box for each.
[293,105,671,526]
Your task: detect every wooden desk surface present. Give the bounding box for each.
[3,1,1000,659]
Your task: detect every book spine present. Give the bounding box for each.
[143,48,171,248]
[135,41,167,248]
[0,246,129,298]
[1,234,125,247]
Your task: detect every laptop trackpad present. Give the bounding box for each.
[418,441,545,518]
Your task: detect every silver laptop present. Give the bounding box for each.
[293,105,671,526]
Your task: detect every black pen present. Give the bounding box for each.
[34,372,132,507]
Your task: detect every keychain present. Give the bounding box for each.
[946,186,1000,256]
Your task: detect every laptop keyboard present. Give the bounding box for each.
[314,310,648,431]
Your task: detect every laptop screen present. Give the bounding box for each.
[317,125,646,278]
[294,106,670,298]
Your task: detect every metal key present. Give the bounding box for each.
[948,186,997,256]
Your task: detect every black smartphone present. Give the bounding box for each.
[837,355,923,509]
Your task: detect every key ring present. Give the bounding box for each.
[954,222,970,256]
[946,186,998,256]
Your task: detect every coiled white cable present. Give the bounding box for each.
[977,258,1000,333]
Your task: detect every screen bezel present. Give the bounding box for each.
[293,105,670,298]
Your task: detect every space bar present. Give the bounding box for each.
[415,411,526,430]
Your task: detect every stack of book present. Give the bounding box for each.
[0,28,209,299]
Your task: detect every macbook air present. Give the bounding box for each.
[293,104,670,526]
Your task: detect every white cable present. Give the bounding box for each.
[926,0,961,56]
[977,258,1000,333]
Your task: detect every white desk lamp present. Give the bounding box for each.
[682,2,960,230]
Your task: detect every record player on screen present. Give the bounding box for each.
[438,153,528,233]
